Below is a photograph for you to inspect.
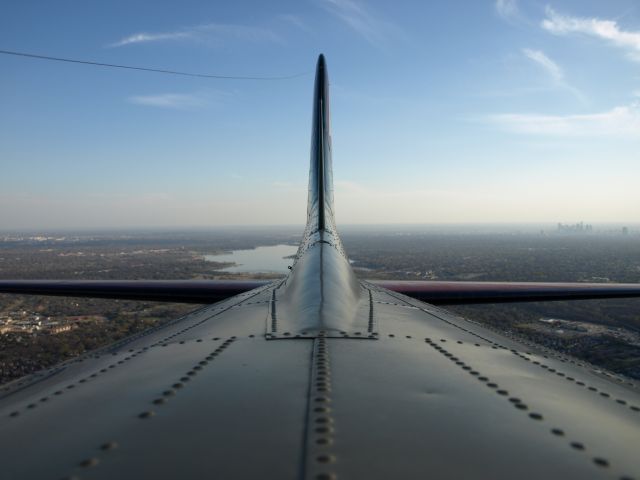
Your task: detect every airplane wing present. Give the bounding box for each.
[0,279,272,304]
[1,55,639,480]
[2,279,640,305]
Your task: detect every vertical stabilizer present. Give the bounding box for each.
[308,54,334,232]
[276,54,364,336]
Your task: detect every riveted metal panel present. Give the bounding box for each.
[1,287,639,479]
[0,332,312,479]
[325,336,639,479]
[79,337,313,480]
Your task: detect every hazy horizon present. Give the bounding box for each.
[2,221,639,236]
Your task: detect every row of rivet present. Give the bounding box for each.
[424,328,639,416]
[293,224,347,267]
[5,334,240,420]
[0,366,65,396]
[230,300,271,307]
[428,329,638,415]
[64,336,238,477]
[306,336,338,480]
[386,289,638,401]
[513,351,640,414]
[382,289,512,350]
[0,309,198,394]
[367,289,375,334]
[477,319,636,388]
[140,336,236,418]
[460,334,640,414]
[6,346,150,419]
[2,288,269,414]
[141,286,268,350]
[96,303,217,357]
[270,289,278,334]
[423,337,637,479]
[266,330,378,340]
[374,300,418,310]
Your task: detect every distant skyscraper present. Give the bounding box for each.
[557,222,593,234]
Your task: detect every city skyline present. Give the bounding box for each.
[1,0,639,228]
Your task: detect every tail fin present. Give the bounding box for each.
[266,54,364,335]
[307,54,334,232]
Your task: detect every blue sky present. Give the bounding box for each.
[1,0,639,229]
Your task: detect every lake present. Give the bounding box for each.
[204,244,298,274]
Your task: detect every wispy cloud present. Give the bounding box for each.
[128,92,209,109]
[542,7,640,61]
[317,0,402,48]
[522,48,585,102]
[495,0,520,22]
[110,32,191,47]
[110,23,281,48]
[486,103,640,138]
[523,48,563,82]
